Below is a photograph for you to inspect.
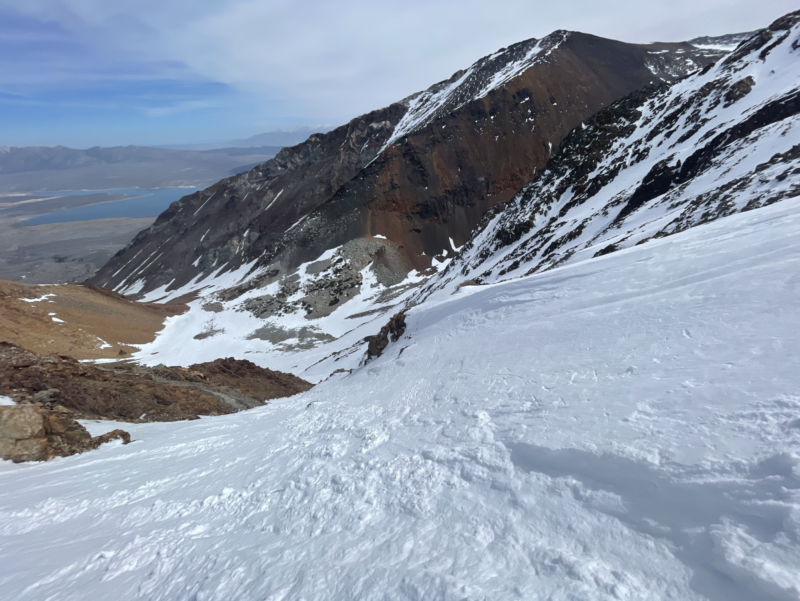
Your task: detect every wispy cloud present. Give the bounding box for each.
[0,0,796,146]
[142,98,232,118]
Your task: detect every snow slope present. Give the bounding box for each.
[122,243,439,382]
[420,11,800,300]
[2,195,800,601]
[125,15,797,381]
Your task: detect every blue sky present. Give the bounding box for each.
[1,0,796,148]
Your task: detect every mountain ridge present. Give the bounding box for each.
[91,29,729,300]
[417,9,800,302]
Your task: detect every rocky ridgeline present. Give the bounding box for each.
[92,31,729,303]
[419,11,800,300]
[0,342,312,462]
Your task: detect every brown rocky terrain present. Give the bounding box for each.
[91,32,733,299]
[0,404,130,463]
[0,342,312,423]
[0,342,313,462]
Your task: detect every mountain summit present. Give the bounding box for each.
[419,10,800,301]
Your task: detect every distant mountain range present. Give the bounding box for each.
[0,145,282,193]
[159,126,337,151]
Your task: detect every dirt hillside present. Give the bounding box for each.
[0,279,185,359]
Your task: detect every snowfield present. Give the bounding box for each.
[2,197,800,600]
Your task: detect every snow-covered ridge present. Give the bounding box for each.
[382,27,728,153]
[420,11,800,301]
[380,32,568,151]
[688,31,756,52]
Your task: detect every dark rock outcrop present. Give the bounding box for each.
[365,312,407,360]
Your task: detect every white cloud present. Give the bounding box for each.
[3,0,797,126]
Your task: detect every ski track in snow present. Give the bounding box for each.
[2,199,800,600]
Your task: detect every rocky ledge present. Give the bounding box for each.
[0,342,313,462]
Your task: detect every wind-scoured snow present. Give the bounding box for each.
[2,196,800,600]
[421,14,800,301]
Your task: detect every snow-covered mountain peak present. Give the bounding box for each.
[88,22,753,382]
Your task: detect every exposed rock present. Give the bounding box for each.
[724,76,755,106]
[365,312,407,361]
[246,323,336,351]
[157,358,313,404]
[0,342,312,463]
[193,327,225,340]
[0,342,312,422]
[0,404,130,463]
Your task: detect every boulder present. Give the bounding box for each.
[0,404,130,463]
[365,312,407,361]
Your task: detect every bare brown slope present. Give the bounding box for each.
[0,280,185,359]
[91,31,727,297]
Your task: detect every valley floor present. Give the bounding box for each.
[2,199,800,600]
[0,214,154,284]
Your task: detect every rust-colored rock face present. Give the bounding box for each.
[350,34,680,266]
[90,30,729,298]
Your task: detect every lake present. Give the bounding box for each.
[23,187,202,225]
